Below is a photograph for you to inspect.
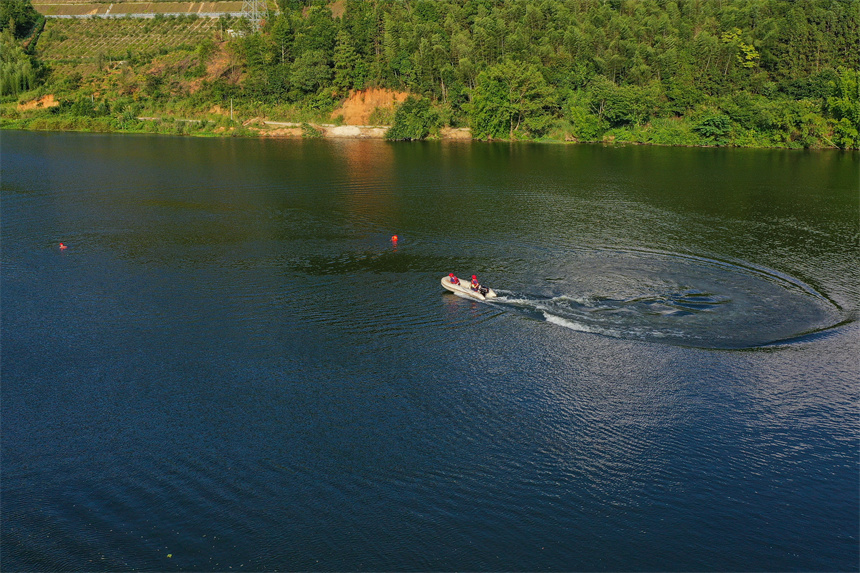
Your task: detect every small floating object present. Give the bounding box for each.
[391,235,398,243]
[59,242,68,250]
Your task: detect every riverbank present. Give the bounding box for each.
[2,114,850,149]
[5,113,851,149]
[2,85,848,148]
[0,110,475,140]
[2,81,473,140]
[0,71,848,148]
[246,121,472,140]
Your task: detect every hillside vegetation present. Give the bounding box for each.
[2,0,859,148]
[28,1,245,18]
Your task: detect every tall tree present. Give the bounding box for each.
[827,66,860,148]
[332,29,362,94]
[469,59,556,139]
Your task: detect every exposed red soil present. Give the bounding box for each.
[17,94,60,111]
[332,87,409,125]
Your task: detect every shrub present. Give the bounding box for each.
[301,122,322,138]
[367,106,396,125]
[386,96,439,140]
[692,114,732,145]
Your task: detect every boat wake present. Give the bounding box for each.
[480,249,847,350]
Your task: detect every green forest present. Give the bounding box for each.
[2,0,859,148]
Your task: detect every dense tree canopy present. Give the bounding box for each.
[0,0,40,39]
[219,0,858,146]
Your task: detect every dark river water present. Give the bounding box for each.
[2,131,858,571]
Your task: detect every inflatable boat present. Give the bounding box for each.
[441,275,497,301]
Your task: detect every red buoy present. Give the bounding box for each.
[59,243,67,250]
[391,235,398,243]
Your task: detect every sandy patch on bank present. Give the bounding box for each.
[18,94,60,111]
[322,125,389,138]
[440,127,472,140]
[262,127,302,137]
[326,125,362,137]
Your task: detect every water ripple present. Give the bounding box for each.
[480,248,845,349]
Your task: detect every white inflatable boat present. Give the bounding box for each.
[441,275,497,301]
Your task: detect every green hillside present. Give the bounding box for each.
[36,15,231,72]
[2,0,859,148]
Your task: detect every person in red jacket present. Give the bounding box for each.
[448,273,460,285]
[470,275,480,291]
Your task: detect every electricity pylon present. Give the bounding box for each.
[241,0,265,31]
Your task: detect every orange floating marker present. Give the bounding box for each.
[59,242,68,250]
[391,235,398,243]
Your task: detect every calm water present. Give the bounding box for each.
[2,131,858,571]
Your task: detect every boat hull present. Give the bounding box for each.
[441,276,497,301]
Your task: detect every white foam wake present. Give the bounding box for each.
[542,311,599,334]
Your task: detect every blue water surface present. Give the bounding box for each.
[2,132,858,571]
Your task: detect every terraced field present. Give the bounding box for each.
[37,16,231,63]
[32,0,244,17]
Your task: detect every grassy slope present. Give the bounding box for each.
[2,16,367,137]
[5,18,214,132]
